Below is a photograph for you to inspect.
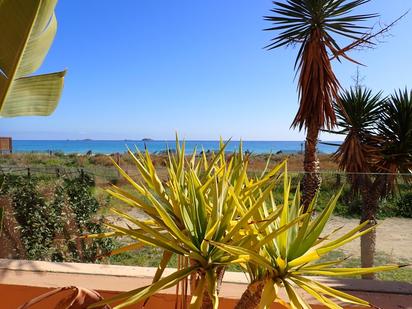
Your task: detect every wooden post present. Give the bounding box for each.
[0,137,12,154]
[115,153,120,178]
[336,173,341,186]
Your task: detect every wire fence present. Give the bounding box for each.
[1,164,411,179]
[0,165,411,202]
[0,165,121,180]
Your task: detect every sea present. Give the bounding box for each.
[11,140,340,155]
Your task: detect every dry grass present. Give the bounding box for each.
[0,152,338,183]
[247,153,337,173]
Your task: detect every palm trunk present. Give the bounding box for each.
[215,266,225,296]
[234,280,265,309]
[360,220,376,280]
[188,266,225,309]
[302,123,321,212]
[360,176,385,280]
[200,266,225,309]
[201,291,213,309]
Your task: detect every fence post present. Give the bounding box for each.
[335,173,341,186]
[27,168,31,178]
[56,168,60,178]
[115,153,121,178]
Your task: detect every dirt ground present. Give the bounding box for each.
[323,216,412,261]
[109,207,412,262]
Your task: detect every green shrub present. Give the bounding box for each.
[65,173,98,230]
[3,173,113,262]
[11,178,61,260]
[395,192,412,218]
[60,173,113,262]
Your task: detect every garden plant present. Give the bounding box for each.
[264,0,381,210]
[0,173,113,262]
[88,139,404,309]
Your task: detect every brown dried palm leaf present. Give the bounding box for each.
[328,87,385,193]
[293,28,340,130]
[18,286,110,309]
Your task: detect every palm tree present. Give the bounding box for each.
[264,0,377,210]
[332,87,383,191]
[330,86,384,279]
[331,87,412,278]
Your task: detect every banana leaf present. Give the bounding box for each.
[0,0,65,117]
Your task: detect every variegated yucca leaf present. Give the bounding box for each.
[0,0,65,117]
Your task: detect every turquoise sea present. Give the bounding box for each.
[11,140,339,155]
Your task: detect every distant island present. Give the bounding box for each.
[142,138,154,142]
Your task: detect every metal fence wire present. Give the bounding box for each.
[0,165,122,179]
[0,164,411,186]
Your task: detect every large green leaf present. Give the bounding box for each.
[0,0,65,117]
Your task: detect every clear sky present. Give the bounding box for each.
[1,0,411,140]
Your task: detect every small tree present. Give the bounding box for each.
[330,87,412,278]
[264,0,378,210]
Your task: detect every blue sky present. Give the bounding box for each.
[1,0,411,140]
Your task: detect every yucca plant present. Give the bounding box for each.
[264,0,378,210]
[0,0,65,117]
[87,139,404,309]
[329,88,412,278]
[332,87,384,175]
[213,170,402,308]
[325,87,385,196]
[378,89,412,177]
[88,139,287,309]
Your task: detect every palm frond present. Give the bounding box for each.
[376,88,412,184]
[332,87,384,174]
[265,0,377,129]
